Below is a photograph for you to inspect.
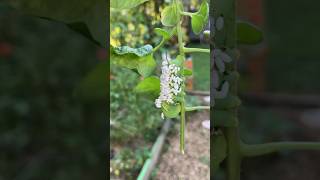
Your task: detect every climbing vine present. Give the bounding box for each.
[111,0,210,154]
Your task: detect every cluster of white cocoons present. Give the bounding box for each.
[155,59,183,109]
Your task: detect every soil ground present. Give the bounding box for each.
[156,111,210,180]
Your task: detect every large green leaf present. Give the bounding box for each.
[191,1,209,34]
[161,3,182,27]
[111,45,156,77]
[9,0,106,47]
[137,54,157,77]
[237,21,263,45]
[134,76,160,95]
[74,61,107,101]
[212,131,227,174]
[111,0,149,10]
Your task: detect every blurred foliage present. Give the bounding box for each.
[239,106,298,144]
[110,147,150,178]
[110,1,163,47]
[0,8,105,180]
[7,0,106,47]
[189,43,210,91]
[110,66,163,178]
[265,0,320,93]
[110,67,162,142]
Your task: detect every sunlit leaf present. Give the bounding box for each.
[154,28,170,39]
[111,45,156,77]
[137,55,156,77]
[161,3,181,27]
[134,76,160,95]
[111,0,149,10]
[191,1,209,34]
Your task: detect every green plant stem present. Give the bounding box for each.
[184,47,210,53]
[185,106,210,111]
[241,141,320,157]
[177,23,185,56]
[180,100,185,154]
[224,127,242,180]
[180,11,194,17]
[176,0,186,154]
[153,38,166,52]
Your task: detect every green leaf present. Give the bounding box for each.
[162,102,181,118]
[170,55,184,66]
[212,131,227,174]
[213,110,238,127]
[191,14,205,35]
[10,0,106,47]
[74,61,107,102]
[154,28,170,39]
[137,55,156,77]
[111,0,149,10]
[237,21,263,45]
[199,0,209,21]
[114,45,153,57]
[111,51,139,70]
[191,1,209,34]
[182,69,193,76]
[161,4,181,27]
[111,45,156,77]
[134,76,160,95]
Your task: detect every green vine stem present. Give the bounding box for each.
[184,47,210,53]
[153,38,167,52]
[176,0,186,154]
[185,106,210,111]
[180,11,194,17]
[224,127,241,180]
[241,141,320,157]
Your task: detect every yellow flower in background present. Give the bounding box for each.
[115,169,120,176]
[128,23,135,31]
[139,24,147,34]
[111,38,120,47]
[125,34,133,44]
[114,27,121,35]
